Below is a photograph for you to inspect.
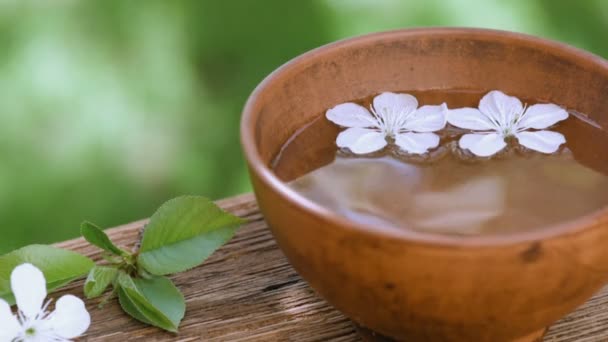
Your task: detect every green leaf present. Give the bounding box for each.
[133,275,185,328]
[0,245,94,304]
[81,221,129,256]
[117,273,175,331]
[84,266,118,299]
[138,196,244,275]
[118,287,153,325]
[117,272,185,332]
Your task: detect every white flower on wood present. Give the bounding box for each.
[0,263,90,342]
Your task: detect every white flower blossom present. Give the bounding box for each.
[448,90,569,157]
[326,92,447,154]
[0,263,90,342]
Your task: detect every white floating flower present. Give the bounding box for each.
[326,92,447,154]
[0,263,90,342]
[447,90,569,157]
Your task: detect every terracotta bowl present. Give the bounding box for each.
[240,28,608,341]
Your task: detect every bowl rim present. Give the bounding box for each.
[240,27,608,247]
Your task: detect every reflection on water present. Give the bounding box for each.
[410,177,504,234]
[289,153,608,236]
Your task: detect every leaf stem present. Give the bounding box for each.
[98,286,118,309]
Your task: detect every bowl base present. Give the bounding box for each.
[353,323,547,342]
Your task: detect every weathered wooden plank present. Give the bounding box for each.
[54,193,608,341]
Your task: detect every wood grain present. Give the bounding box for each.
[54,194,608,341]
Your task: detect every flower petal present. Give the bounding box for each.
[394,132,440,154]
[11,263,46,319]
[47,295,90,339]
[405,103,447,132]
[479,90,523,127]
[372,92,418,116]
[326,102,376,128]
[447,107,497,131]
[516,130,565,154]
[516,103,569,130]
[459,133,507,157]
[0,299,21,342]
[336,127,387,154]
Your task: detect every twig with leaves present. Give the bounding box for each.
[0,195,245,334]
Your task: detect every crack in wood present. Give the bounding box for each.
[262,279,301,293]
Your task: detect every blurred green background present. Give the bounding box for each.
[1,0,607,253]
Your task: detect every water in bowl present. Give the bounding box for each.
[271,90,608,236]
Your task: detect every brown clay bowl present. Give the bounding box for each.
[240,28,608,341]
